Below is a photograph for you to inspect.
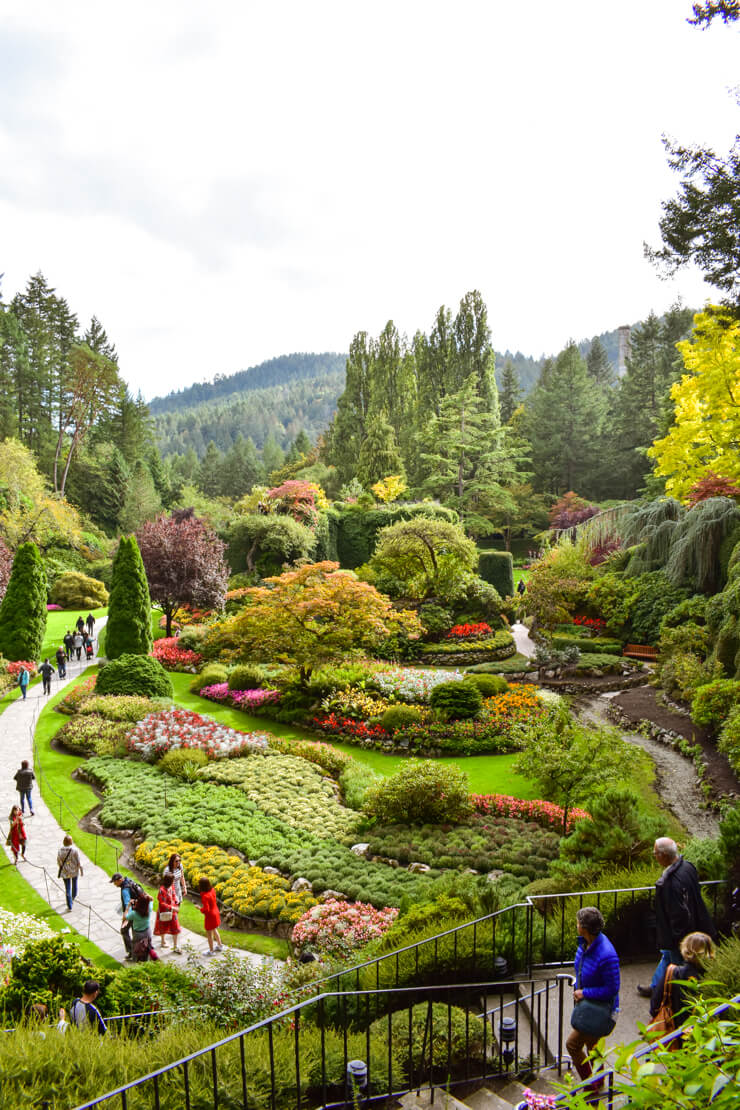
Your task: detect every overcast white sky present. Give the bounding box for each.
[1,1,738,399]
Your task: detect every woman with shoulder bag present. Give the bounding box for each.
[566,906,620,1097]
[154,873,182,953]
[649,931,715,1042]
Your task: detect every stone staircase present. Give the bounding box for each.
[399,1074,561,1110]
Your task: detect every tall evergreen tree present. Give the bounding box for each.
[83,315,118,362]
[198,441,223,498]
[586,336,614,387]
[499,359,522,423]
[105,535,153,659]
[221,435,263,497]
[261,433,285,479]
[119,460,162,533]
[356,414,405,488]
[0,542,47,661]
[326,330,374,482]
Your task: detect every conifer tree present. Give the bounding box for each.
[105,535,153,659]
[0,542,47,661]
[586,337,614,387]
[356,415,405,488]
[499,359,522,423]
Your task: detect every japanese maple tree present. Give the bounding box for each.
[137,509,228,636]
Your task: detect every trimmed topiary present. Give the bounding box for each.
[363,760,471,824]
[463,673,509,697]
[49,571,108,609]
[228,663,265,691]
[379,704,423,731]
[97,654,173,698]
[105,536,153,660]
[0,542,47,662]
[477,550,515,598]
[429,679,482,720]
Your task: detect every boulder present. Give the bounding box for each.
[263,866,282,876]
[350,843,370,857]
[407,862,431,874]
[291,877,313,893]
[319,890,348,902]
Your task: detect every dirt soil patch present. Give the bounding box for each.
[611,686,739,800]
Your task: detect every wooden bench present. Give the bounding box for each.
[623,643,659,661]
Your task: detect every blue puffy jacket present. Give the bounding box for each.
[574,931,620,1012]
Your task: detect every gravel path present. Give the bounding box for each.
[511,621,538,658]
[576,694,720,838]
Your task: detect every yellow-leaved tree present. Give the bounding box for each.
[648,309,740,501]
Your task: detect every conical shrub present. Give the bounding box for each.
[0,542,47,661]
[105,535,153,659]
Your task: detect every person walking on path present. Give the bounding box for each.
[75,615,85,634]
[73,631,83,660]
[649,931,715,1029]
[63,630,74,661]
[127,892,159,962]
[14,759,35,816]
[71,981,107,1034]
[7,805,27,864]
[39,658,54,695]
[57,834,83,911]
[154,874,182,952]
[163,852,187,905]
[86,613,95,638]
[111,873,143,960]
[566,906,620,1097]
[16,665,30,699]
[637,837,716,997]
[198,877,222,955]
[55,644,67,679]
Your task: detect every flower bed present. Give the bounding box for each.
[199,683,281,711]
[291,899,398,957]
[78,694,163,722]
[420,629,516,664]
[55,715,130,756]
[135,839,316,927]
[0,910,54,960]
[151,637,203,671]
[370,667,467,703]
[573,616,606,633]
[126,708,270,761]
[267,736,353,777]
[6,660,38,678]
[56,676,96,714]
[446,622,493,639]
[471,794,591,834]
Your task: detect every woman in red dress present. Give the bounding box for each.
[154,873,182,952]
[7,805,26,865]
[198,877,222,956]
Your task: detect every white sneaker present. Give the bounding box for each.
[214,944,223,952]
[203,949,216,957]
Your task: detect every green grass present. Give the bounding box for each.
[169,673,538,797]
[32,670,287,959]
[513,568,530,587]
[41,608,108,660]
[0,858,119,970]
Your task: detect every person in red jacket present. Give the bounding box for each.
[154,873,183,953]
[198,877,222,956]
[8,805,27,864]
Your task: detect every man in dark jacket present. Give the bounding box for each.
[637,837,716,997]
[14,760,35,816]
[39,658,55,695]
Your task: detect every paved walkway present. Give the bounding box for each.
[0,625,262,967]
[511,621,538,659]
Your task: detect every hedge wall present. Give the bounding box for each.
[477,550,514,598]
[326,503,459,569]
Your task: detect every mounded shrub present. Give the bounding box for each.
[97,654,173,698]
[363,760,471,824]
[380,704,423,731]
[691,678,740,727]
[177,625,208,652]
[370,1003,488,1076]
[478,550,514,598]
[429,679,483,720]
[463,673,509,697]
[228,663,265,690]
[0,542,47,662]
[418,603,454,640]
[55,715,129,756]
[718,705,740,775]
[551,635,623,655]
[191,663,228,692]
[105,536,153,659]
[49,571,108,609]
[159,747,209,779]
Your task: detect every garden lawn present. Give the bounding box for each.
[0,858,119,970]
[33,671,287,959]
[169,673,538,797]
[41,608,108,660]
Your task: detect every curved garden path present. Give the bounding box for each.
[511,621,537,658]
[0,623,263,966]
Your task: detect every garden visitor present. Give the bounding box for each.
[517,578,526,596]
[55,644,66,679]
[566,906,620,1097]
[16,665,30,700]
[163,852,187,904]
[39,657,54,695]
[63,630,74,660]
[86,613,95,637]
[73,630,83,660]
[13,759,35,816]
[70,981,107,1034]
[649,931,715,1029]
[637,838,715,998]
[126,891,159,962]
[110,872,144,959]
[30,1002,69,1033]
[7,805,27,864]
[154,873,182,952]
[57,834,83,911]
[84,637,94,662]
[75,615,85,634]
[198,877,222,955]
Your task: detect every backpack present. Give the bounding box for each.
[123,878,145,903]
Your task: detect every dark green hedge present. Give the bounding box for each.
[477,550,514,598]
[551,635,623,655]
[326,503,459,569]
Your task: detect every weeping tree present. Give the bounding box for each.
[665,497,740,594]
[707,540,740,678]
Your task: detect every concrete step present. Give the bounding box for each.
[463,1084,520,1110]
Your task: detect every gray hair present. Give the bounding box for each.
[576,906,605,935]
[654,838,679,862]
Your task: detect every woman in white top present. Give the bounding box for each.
[57,835,83,911]
[163,852,187,904]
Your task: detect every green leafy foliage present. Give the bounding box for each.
[192,663,228,691]
[477,550,514,597]
[370,1003,488,1077]
[158,747,209,779]
[691,678,740,726]
[105,536,153,659]
[380,704,423,730]
[556,789,661,873]
[0,542,47,661]
[550,635,623,654]
[429,680,483,720]
[718,705,740,774]
[55,715,129,756]
[363,760,471,825]
[49,571,108,609]
[463,673,509,696]
[0,936,104,1016]
[78,694,163,721]
[96,653,173,698]
[227,663,265,690]
[339,761,380,810]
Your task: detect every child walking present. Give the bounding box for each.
[198,877,222,956]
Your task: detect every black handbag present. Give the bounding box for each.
[571,964,616,1038]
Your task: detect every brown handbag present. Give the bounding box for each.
[647,964,677,1040]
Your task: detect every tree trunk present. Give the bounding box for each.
[165,606,173,638]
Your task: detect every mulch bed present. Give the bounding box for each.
[611,686,740,799]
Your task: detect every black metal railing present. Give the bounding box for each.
[71,976,573,1110]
